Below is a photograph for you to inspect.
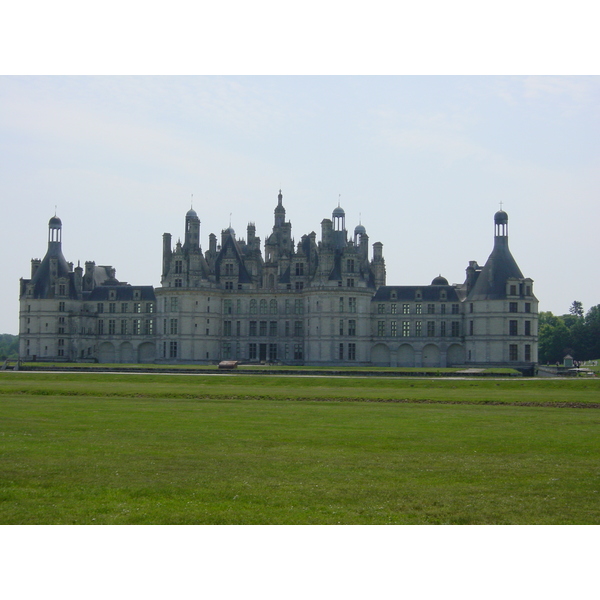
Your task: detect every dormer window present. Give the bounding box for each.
[133,290,141,301]
[415,290,422,301]
[295,263,304,276]
[109,290,116,301]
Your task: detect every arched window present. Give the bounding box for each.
[270,299,278,314]
[260,299,267,314]
[249,299,257,314]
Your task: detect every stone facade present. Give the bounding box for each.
[19,192,538,371]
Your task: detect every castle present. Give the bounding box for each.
[19,191,539,371]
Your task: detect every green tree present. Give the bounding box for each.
[569,301,584,318]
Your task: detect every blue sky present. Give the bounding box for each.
[1,75,599,334]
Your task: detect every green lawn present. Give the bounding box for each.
[1,372,599,524]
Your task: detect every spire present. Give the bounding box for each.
[274,189,285,227]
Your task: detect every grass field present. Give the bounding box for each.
[1,372,599,524]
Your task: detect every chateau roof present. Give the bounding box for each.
[467,237,524,301]
[372,285,461,302]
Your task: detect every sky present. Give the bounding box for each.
[1,75,598,334]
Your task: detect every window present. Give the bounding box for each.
[526,286,531,296]
[134,303,141,313]
[390,321,397,337]
[402,304,410,314]
[427,321,435,336]
[294,321,303,336]
[339,343,344,360]
[525,344,531,361]
[58,338,65,347]
[170,297,178,311]
[295,281,304,290]
[440,304,446,315]
[109,303,116,313]
[250,300,257,314]
[97,303,104,313]
[509,320,518,336]
[339,297,344,312]
[525,321,531,336]
[509,302,518,313]
[145,320,154,335]
[174,260,183,274]
[378,303,385,314]
[146,303,154,313]
[269,344,277,361]
[224,321,232,336]
[224,300,233,314]
[339,320,344,336]
[348,320,356,336]
[525,303,531,313]
[469,303,473,313]
[121,320,127,335]
[249,321,257,336]
[427,304,435,314]
[222,342,232,359]
[440,291,447,301]
[259,321,267,336]
[57,284,66,296]
[509,344,518,361]
[415,303,422,315]
[249,343,257,360]
[236,321,241,336]
[225,281,233,290]
[133,319,141,335]
[236,300,242,314]
[349,298,357,313]
[348,343,356,361]
[285,321,290,337]
[347,259,354,273]
[108,320,116,335]
[469,320,474,335]
[224,263,234,276]
[295,263,304,276]
[269,299,278,314]
[294,344,303,360]
[294,299,303,314]
[391,303,397,314]
[170,318,178,335]
[59,302,65,312]
[377,321,385,336]
[402,321,410,337]
[169,341,178,358]
[98,319,104,335]
[452,304,459,315]
[451,321,460,337]
[347,279,354,287]
[121,302,128,313]
[260,300,268,314]
[510,285,517,296]
[269,321,278,337]
[440,321,446,337]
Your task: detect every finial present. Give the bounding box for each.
[229,213,232,228]
[499,201,504,211]
[54,205,57,217]
[191,193,193,210]
[338,194,341,207]
[359,212,362,225]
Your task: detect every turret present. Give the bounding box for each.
[184,208,200,252]
[274,189,285,227]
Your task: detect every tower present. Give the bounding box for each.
[464,210,538,369]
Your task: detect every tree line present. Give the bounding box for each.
[538,302,600,364]
[0,334,19,360]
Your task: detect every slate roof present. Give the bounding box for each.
[467,236,523,301]
[86,286,156,301]
[372,285,461,302]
